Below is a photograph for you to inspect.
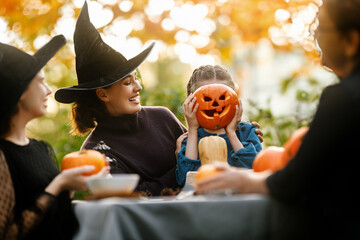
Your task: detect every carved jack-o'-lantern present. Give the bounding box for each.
[194,84,238,130]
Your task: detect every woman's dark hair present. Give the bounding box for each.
[186,65,235,96]
[71,90,109,135]
[0,106,19,138]
[324,0,360,57]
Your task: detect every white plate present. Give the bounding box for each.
[86,174,139,196]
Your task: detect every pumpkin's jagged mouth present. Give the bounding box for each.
[200,105,231,119]
[204,108,225,117]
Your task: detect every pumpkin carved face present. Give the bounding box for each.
[194,84,238,130]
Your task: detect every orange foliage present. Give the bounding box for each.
[1,0,319,60]
[1,0,69,43]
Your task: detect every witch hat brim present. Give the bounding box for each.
[54,1,155,104]
[0,35,66,122]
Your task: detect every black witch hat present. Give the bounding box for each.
[0,35,66,122]
[55,1,155,103]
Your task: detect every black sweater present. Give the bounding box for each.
[82,106,187,196]
[267,67,360,239]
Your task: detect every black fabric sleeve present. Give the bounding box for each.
[0,150,56,240]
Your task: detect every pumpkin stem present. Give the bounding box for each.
[80,149,87,154]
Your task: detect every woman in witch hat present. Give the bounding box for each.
[0,36,109,239]
[55,2,187,196]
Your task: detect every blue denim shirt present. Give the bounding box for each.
[176,121,262,185]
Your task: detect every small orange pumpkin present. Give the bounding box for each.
[61,149,106,176]
[194,84,238,130]
[282,127,309,166]
[253,146,284,172]
[195,164,224,182]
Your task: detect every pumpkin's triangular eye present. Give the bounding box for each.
[203,96,212,102]
[219,95,225,100]
[224,92,231,100]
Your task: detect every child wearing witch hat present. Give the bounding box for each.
[55,1,187,196]
[0,36,109,239]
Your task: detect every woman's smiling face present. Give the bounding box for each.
[18,70,52,119]
[98,72,143,116]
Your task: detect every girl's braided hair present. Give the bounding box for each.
[186,65,235,96]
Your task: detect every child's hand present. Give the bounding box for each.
[226,99,243,134]
[184,93,199,130]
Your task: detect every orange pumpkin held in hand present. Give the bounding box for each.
[195,164,225,182]
[194,84,239,130]
[61,149,106,176]
[253,146,284,172]
[282,127,309,166]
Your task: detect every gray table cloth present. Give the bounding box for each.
[73,193,300,240]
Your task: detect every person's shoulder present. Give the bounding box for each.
[321,83,350,105]
[141,106,175,117]
[32,139,56,152]
[341,70,360,102]
[81,130,98,150]
[32,138,50,148]
[238,121,256,130]
[237,121,258,136]
[141,106,172,113]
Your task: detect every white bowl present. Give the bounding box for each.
[86,174,139,196]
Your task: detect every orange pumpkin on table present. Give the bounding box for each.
[195,164,225,182]
[61,149,106,176]
[253,146,284,172]
[282,126,309,166]
[253,126,309,172]
[194,84,239,130]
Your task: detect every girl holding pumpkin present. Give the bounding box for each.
[0,36,109,240]
[196,0,360,238]
[175,65,262,186]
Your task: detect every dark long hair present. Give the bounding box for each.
[71,90,109,135]
[0,106,19,138]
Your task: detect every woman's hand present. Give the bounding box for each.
[195,166,270,195]
[175,132,188,156]
[183,93,199,130]
[45,165,110,196]
[226,99,243,134]
[249,121,264,143]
